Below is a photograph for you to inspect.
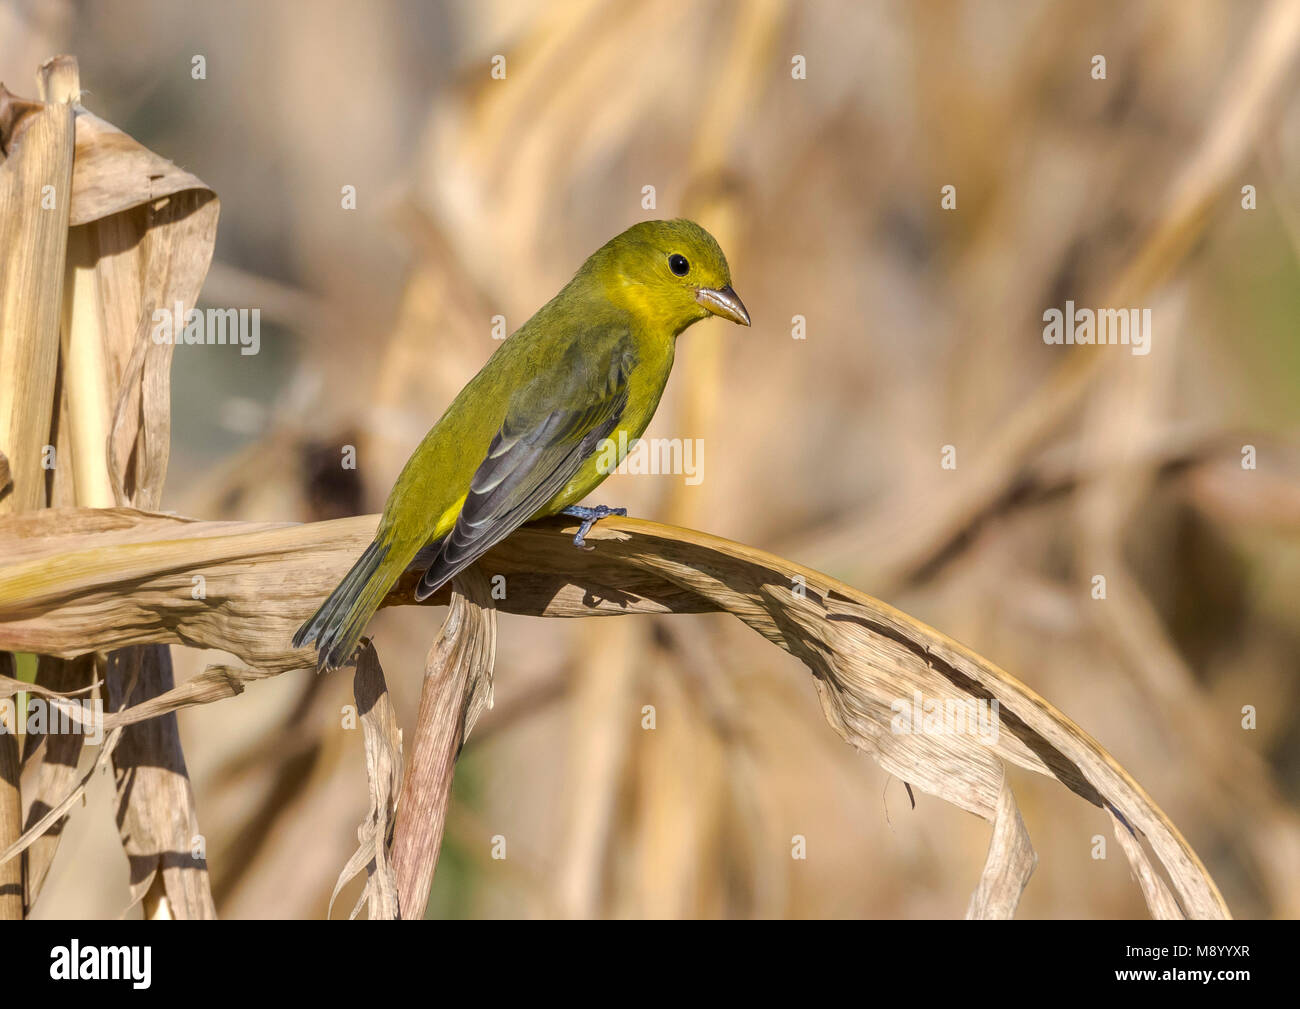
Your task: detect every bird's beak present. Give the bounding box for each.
[695,285,751,327]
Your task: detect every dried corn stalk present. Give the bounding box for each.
[389,566,496,919]
[0,61,76,920]
[0,55,219,918]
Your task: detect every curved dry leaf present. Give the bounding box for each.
[21,655,96,907]
[330,641,403,921]
[107,645,216,920]
[67,105,214,229]
[0,506,1230,918]
[966,771,1037,920]
[1109,807,1185,920]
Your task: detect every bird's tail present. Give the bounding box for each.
[292,539,400,671]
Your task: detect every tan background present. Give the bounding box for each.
[3,0,1298,918]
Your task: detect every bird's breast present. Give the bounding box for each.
[540,335,675,514]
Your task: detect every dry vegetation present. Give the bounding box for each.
[0,0,1298,919]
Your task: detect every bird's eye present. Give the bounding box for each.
[668,254,689,276]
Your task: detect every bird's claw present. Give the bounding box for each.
[561,504,627,550]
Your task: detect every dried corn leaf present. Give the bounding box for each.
[59,98,219,509]
[19,654,95,908]
[330,641,403,920]
[107,645,215,920]
[966,771,1037,919]
[1109,808,1184,920]
[0,507,1230,918]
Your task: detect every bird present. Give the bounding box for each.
[293,218,750,671]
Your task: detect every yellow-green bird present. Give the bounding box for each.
[294,219,749,671]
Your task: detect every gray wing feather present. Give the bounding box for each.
[414,337,633,601]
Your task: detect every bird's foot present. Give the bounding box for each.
[560,504,627,550]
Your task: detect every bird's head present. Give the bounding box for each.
[585,219,750,336]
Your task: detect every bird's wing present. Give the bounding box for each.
[414,331,636,601]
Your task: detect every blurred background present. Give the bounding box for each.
[3,0,1299,918]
